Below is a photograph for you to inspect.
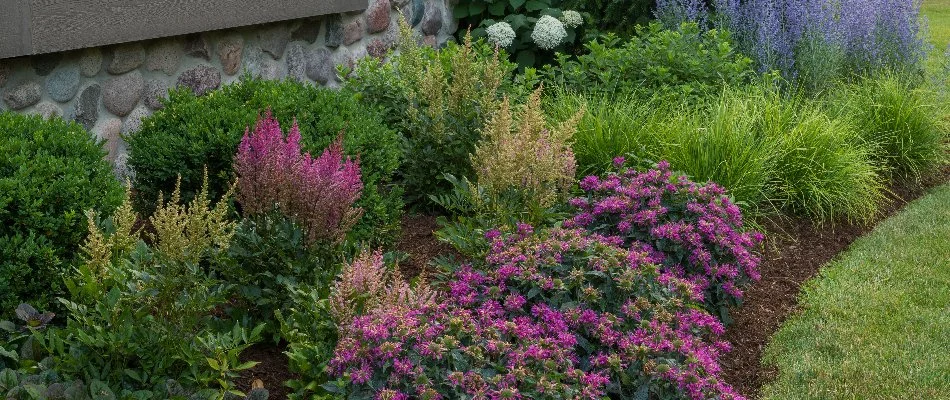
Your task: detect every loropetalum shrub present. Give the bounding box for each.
[564,161,763,320]
[235,113,363,245]
[331,227,743,399]
[0,112,123,315]
[127,77,402,246]
[541,22,754,100]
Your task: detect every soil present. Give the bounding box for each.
[236,343,298,399]
[394,214,461,278]
[720,166,950,398]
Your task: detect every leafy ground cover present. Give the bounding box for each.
[759,179,950,399]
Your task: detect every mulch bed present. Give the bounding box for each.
[720,166,950,398]
[236,169,950,399]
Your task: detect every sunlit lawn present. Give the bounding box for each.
[924,0,950,49]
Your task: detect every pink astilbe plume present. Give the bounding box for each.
[235,111,363,244]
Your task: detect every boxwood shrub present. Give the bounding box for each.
[127,77,404,245]
[0,112,123,313]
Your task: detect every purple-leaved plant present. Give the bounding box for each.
[564,160,763,321]
[235,111,363,245]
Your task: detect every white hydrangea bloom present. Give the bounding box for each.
[531,15,567,50]
[486,22,516,48]
[560,10,583,28]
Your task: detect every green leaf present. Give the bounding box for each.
[525,0,546,11]
[469,2,487,15]
[235,361,260,371]
[516,50,536,68]
[206,357,221,371]
[488,1,507,16]
[509,0,526,9]
[0,321,14,332]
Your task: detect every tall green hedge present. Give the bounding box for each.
[126,77,404,245]
[0,112,123,313]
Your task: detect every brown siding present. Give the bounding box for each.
[0,0,365,59]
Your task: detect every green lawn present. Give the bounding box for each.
[760,182,950,400]
[924,0,950,50]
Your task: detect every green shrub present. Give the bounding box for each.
[345,20,519,206]
[0,112,123,314]
[541,22,754,101]
[127,77,403,245]
[834,73,948,179]
[560,0,654,37]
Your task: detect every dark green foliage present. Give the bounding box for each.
[560,0,654,37]
[126,77,404,245]
[275,284,340,399]
[0,112,123,315]
[219,215,340,341]
[541,22,754,101]
[454,0,585,68]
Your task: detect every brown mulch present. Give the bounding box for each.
[720,166,950,398]
[394,214,461,278]
[236,343,298,399]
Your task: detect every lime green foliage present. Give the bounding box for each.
[923,0,950,49]
[762,183,950,400]
[832,73,948,179]
[541,22,754,101]
[127,77,403,245]
[0,112,123,314]
[547,84,886,221]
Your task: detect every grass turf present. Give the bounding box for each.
[760,182,950,400]
[924,0,950,50]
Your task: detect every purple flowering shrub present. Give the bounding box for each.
[235,112,363,245]
[564,160,763,321]
[330,227,744,400]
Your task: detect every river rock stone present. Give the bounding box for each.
[286,43,308,81]
[146,39,183,75]
[244,50,282,80]
[177,65,220,96]
[306,47,334,84]
[292,18,322,43]
[367,0,392,33]
[79,48,103,77]
[32,101,62,119]
[108,44,145,74]
[144,79,169,110]
[367,39,389,58]
[46,64,81,102]
[3,82,42,110]
[94,118,124,163]
[185,34,211,61]
[325,15,344,48]
[218,35,245,76]
[73,84,101,130]
[103,71,144,117]
[259,26,291,60]
[410,0,425,27]
[343,20,364,46]
[421,1,443,35]
[122,105,151,134]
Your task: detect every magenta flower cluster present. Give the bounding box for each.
[235,111,363,244]
[330,225,745,400]
[564,160,763,320]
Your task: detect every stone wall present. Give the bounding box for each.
[0,0,455,174]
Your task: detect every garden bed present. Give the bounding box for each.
[720,166,950,398]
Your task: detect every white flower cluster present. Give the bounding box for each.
[560,10,583,28]
[531,15,567,50]
[486,22,516,48]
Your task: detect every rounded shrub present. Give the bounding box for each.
[127,77,403,245]
[0,112,123,313]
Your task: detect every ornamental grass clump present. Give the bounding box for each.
[331,227,743,400]
[564,161,763,321]
[235,112,363,245]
